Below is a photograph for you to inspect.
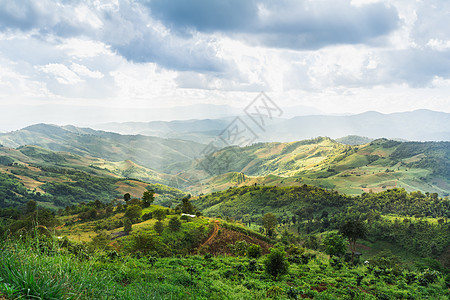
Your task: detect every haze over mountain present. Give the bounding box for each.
[94,110,450,143]
[0,124,205,173]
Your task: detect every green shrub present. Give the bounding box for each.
[123,218,132,233]
[264,247,289,280]
[154,221,164,235]
[247,244,262,259]
[168,217,182,232]
[322,232,347,257]
[229,240,249,256]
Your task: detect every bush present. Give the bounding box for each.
[153,209,166,221]
[322,232,347,257]
[154,221,164,235]
[124,205,142,223]
[123,218,132,233]
[168,217,182,232]
[142,212,152,221]
[264,247,289,280]
[247,244,262,259]
[229,240,249,256]
[286,244,304,256]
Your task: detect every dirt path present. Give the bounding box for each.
[200,221,219,248]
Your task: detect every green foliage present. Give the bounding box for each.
[142,189,155,208]
[124,205,142,223]
[0,234,449,299]
[264,247,289,280]
[229,240,249,256]
[340,219,366,263]
[220,221,272,243]
[90,231,111,251]
[0,155,14,165]
[262,212,277,237]
[247,244,262,258]
[323,232,347,257]
[154,221,165,235]
[153,208,166,221]
[123,193,131,202]
[370,250,402,269]
[122,229,170,257]
[168,217,181,232]
[123,218,132,233]
[176,196,199,215]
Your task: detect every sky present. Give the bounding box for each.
[0,0,449,130]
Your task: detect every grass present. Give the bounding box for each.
[0,235,448,300]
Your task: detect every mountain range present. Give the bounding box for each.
[0,109,449,206]
[93,109,450,143]
[0,123,205,173]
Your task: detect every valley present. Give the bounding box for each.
[0,122,448,299]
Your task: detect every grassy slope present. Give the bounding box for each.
[186,138,450,196]
[0,145,187,208]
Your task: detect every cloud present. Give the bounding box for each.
[70,63,104,79]
[148,0,258,32]
[149,0,400,49]
[0,0,226,72]
[382,49,450,87]
[38,63,82,84]
[0,0,448,116]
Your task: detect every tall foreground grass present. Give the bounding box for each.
[0,235,264,300]
[0,236,185,300]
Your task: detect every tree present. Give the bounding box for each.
[322,232,347,257]
[264,247,289,280]
[168,217,181,232]
[153,208,166,221]
[340,219,366,264]
[154,221,164,235]
[124,205,142,223]
[262,213,277,237]
[123,193,131,203]
[26,200,37,214]
[142,189,155,208]
[116,203,125,212]
[123,218,132,233]
[126,230,170,256]
[176,196,198,214]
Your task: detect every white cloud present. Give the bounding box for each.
[38,63,82,85]
[426,39,450,51]
[58,39,113,58]
[70,63,103,79]
[0,0,449,130]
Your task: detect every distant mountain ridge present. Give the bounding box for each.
[0,124,206,173]
[93,109,450,143]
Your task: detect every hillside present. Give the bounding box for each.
[192,184,449,264]
[0,124,206,173]
[0,145,187,208]
[1,184,448,299]
[335,135,373,145]
[1,127,448,198]
[185,138,450,196]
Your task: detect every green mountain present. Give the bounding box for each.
[0,124,206,173]
[335,135,373,145]
[185,137,450,196]
[0,145,187,208]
